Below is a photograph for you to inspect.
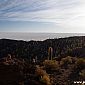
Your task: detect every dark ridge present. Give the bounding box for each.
[0,36,85,60]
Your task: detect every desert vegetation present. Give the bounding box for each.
[0,36,85,85]
[0,55,84,85]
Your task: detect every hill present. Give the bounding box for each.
[0,36,85,85]
[0,36,85,60]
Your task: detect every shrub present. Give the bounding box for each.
[35,67,51,85]
[75,58,85,69]
[35,67,46,76]
[40,75,51,85]
[60,56,72,66]
[79,69,85,80]
[43,60,59,71]
[71,57,78,64]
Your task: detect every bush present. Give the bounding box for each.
[75,58,85,69]
[60,56,72,66]
[35,67,46,76]
[40,75,51,85]
[35,67,51,85]
[43,60,59,71]
[79,69,85,80]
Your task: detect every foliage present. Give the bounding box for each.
[35,66,51,85]
[35,66,47,76]
[79,69,85,80]
[60,56,72,66]
[75,58,85,69]
[1,36,85,60]
[43,60,59,70]
[40,75,51,85]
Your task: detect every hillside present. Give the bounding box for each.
[0,51,85,85]
[0,36,85,60]
[0,36,85,85]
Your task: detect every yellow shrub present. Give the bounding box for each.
[35,66,51,85]
[41,75,51,85]
[43,60,59,70]
[35,67,46,76]
[75,58,85,66]
[60,56,72,66]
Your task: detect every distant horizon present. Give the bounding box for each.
[0,32,85,41]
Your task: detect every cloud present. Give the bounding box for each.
[0,0,80,20]
[0,0,85,31]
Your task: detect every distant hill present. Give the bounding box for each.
[0,36,85,60]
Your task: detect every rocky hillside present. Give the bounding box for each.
[0,36,85,85]
[0,36,85,60]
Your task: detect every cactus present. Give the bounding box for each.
[48,47,53,60]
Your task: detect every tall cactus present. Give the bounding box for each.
[48,47,53,60]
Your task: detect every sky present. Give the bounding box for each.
[0,0,85,33]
